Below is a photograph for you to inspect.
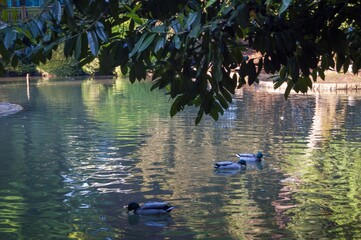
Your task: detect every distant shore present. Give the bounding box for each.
[257,71,361,94]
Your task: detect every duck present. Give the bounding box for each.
[236,151,263,162]
[127,201,174,215]
[213,159,247,170]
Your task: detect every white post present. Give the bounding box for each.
[26,73,30,100]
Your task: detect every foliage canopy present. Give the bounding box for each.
[0,0,360,123]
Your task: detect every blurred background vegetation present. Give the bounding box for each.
[3,46,106,77]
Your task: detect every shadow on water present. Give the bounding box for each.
[0,77,361,239]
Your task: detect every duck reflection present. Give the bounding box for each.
[214,168,246,176]
[213,161,265,176]
[128,214,174,227]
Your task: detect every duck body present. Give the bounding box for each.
[236,152,263,162]
[128,201,174,215]
[213,160,247,170]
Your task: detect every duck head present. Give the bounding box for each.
[256,152,263,159]
[128,202,140,212]
[238,160,247,168]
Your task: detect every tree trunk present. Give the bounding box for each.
[20,0,26,20]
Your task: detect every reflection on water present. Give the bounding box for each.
[0,77,361,239]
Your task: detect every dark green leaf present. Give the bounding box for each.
[352,57,359,74]
[108,0,120,22]
[220,87,232,103]
[284,80,294,99]
[126,12,143,25]
[64,0,74,17]
[129,33,147,58]
[99,48,113,74]
[279,0,292,16]
[210,100,223,121]
[236,3,249,28]
[289,57,299,82]
[318,68,325,80]
[189,24,201,38]
[330,29,347,55]
[213,101,224,115]
[238,60,247,78]
[52,0,62,24]
[0,41,10,60]
[294,77,308,93]
[40,12,52,21]
[11,55,18,68]
[343,57,350,73]
[257,58,263,75]
[35,19,45,36]
[129,20,135,31]
[203,93,213,114]
[210,108,219,121]
[247,60,257,86]
[195,108,204,125]
[0,62,4,75]
[111,41,129,67]
[22,36,32,47]
[152,25,166,33]
[43,41,57,54]
[155,37,165,53]
[186,11,200,28]
[73,0,88,15]
[79,55,95,67]
[170,96,181,117]
[129,66,136,83]
[206,0,217,8]
[321,55,328,69]
[87,30,99,56]
[273,77,286,89]
[305,76,312,90]
[64,37,75,58]
[138,34,156,53]
[134,60,146,80]
[264,55,275,73]
[213,50,222,83]
[95,21,108,43]
[121,65,128,76]
[336,53,345,72]
[311,68,317,81]
[27,21,40,38]
[216,93,228,109]
[173,35,181,49]
[4,27,15,49]
[75,35,82,59]
[280,66,287,80]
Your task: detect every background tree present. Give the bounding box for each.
[0,0,360,123]
[20,0,26,21]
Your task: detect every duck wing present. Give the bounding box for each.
[236,153,256,158]
[214,161,235,168]
[214,161,241,170]
[236,153,260,162]
[142,202,173,211]
[137,208,173,215]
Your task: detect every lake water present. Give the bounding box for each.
[0,77,361,239]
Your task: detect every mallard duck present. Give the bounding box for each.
[236,152,263,162]
[213,160,247,170]
[127,202,174,215]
